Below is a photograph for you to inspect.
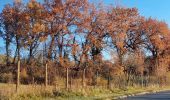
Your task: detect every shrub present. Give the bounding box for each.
[0,73,13,83]
[53,90,84,98]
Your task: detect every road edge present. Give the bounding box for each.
[113,89,170,100]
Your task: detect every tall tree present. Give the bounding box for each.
[24,0,46,64]
[107,7,139,73]
[0,5,14,66]
[9,0,25,91]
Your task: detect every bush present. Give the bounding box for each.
[0,73,13,83]
[53,90,84,98]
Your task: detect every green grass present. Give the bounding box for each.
[0,83,170,100]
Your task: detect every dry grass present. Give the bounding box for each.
[0,83,54,100]
[1,83,170,100]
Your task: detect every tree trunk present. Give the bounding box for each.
[82,68,86,88]
[70,70,72,90]
[45,63,48,87]
[5,36,10,66]
[59,36,63,58]
[141,75,144,87]
[66,68,69,90]
[28,45,33,64]
[107,71,111,89]
[16,37,20,92]
[96,70,99,86]
[48,36,55,60]
[16,60,20,92]
[13,48,17,64]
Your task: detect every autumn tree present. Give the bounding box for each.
[141,18,169,75]
[43,0,89,89]
[24,0,46,64]
[107,7,140,86]
[6,0,26,92]
[0,0,170,91]
[76,4,105,86]
[0,4,14,66]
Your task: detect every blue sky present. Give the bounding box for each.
[0,0,169,24]
[0,0,170,56]
[122,0,170,26]
[0,0,169,28]
[106,0,170,27]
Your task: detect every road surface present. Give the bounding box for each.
[120,90,170,100]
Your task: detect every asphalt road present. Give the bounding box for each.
[120,90,170,100]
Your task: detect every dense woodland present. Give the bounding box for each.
[0,0,170,92]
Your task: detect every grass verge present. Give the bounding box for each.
[0,83,170,100]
